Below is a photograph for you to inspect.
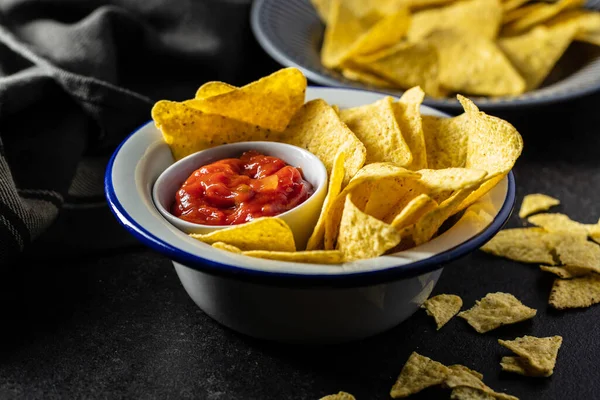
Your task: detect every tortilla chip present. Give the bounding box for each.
[151,100,275,160]
[390,352,451,398]
[339,96,413,166]
[353,41,444,98]
[393,87,428,170]
[518,194,560,218]
[341,68,396,88]
[407,0,502,42]
[195,81,236,99]
[498,335,563,376]
[283,99,366,186]
[243,250,344,264]
[211,242,242,253]
[189,217,296,252]
[185,68,306,132]
[320,392,356,400]
[498,24,578,90]
[427,30,526,97]
[549,274,600,309]
[345,8,412,61]
[448,365,483,381]
[555,240,600,274]
[422,294,463,329]
[422,114,469,170]
[458,292,537,333]
[539,265,587,279]
[390,194,438,230]
[450,387,496,400]
[527,213,590,237]
[480,228,555,264]
[503,0,585,35]
[545,9,600,46]
[325,164,420,249]
[336,194,402,261]
[500,356,548,377]
[307,152,346,251]
[321,0,378,68]
[445,365,518,400]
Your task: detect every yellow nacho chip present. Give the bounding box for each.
[498,335,563,376]
[422,114,469,170]
[307,152,346,251]
[527,213,591,237]
[503,0,585,35]
[518,194,560,218]
[539,265,587,279]
[320,391,356,400]
[243,250,344,264]
[498,24,578,90]
[283,99,367,186]
[185,68,306,132]
[211,242,242,253]
[336,194,402,261]
[390,352,451,398]
[549,274,600,309]
[339,96,413,166]
[393,87,428,170]
[321,0,379,69]
[407,0,503,42]
[342,68,395,88]
[325,164,420,249]
[555,240,600,274]
[189,217,296,252]
[445,365,518,400]
[151,100,275,160]
[427,30,526,97]
[458,292,537,333]
[546,9,600,46]
[480,228,556,265]
[422,294,463,329]
[353,41,444,98]
[390,194,438,230]
[195,81,236,99]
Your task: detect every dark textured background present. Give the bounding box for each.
[2,25,600,400]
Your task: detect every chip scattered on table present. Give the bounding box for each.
[518,194,560,219]
[390,352,451,398]
[549,274,600,309]
[498,335,563,377]
[539,265,587,279]
[555,240,600,274]
[458,292,536,333]
[422,294,463,330]
[480,228,555,265]
[527,213,591,237]
[190,217,296,252]
[319,391,356,400]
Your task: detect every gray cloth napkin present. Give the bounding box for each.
[0,0,269,266]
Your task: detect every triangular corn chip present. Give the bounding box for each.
[503,0,585,35]
[518,194,560,218]
[527,213,591,237]
[422,294,463,329]
[555,240,600,274]
[458,292,537,333]
[498,335,563,376]
[390,352,451,398]
[480,228,555,264]
[549,274,600,309]
[195,81,236,99]
[393,87,428,170]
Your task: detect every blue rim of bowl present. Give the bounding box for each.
[250,0,600,111]
[105,122,516,288]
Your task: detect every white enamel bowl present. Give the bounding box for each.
[105,87,515,344]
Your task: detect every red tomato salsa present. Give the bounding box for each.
[172,150,314,225]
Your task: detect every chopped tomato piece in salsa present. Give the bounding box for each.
[172,150,313,225]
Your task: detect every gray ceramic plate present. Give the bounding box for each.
[251,0,600,111]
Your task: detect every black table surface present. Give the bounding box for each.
[2,88,600,400]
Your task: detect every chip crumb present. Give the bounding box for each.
[458,292,536,333]
[498,335,563,377]
[319,391,356,400]
[518,194,560,218]
[549,274,600,309]
[480,228,555,265]
[390,352,451,398]
[422,294,463,330]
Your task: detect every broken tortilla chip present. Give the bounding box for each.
[480,228,555,265]
[458,292,536,333]
[549,274,600,309]
[422,294,463,329]
[390,352,451,398]
[190,217,296,252]
[498,335,563,376]
[518,194,560,218]
[555,240,600,274]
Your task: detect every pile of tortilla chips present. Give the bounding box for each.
[482,193,600,310]
[313,0,600,98]
[152,67,523,265]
